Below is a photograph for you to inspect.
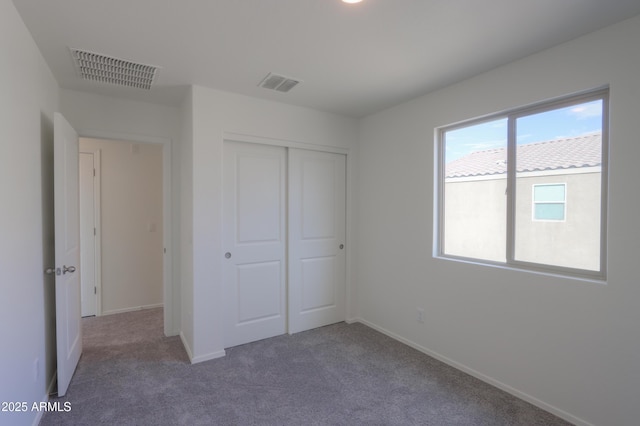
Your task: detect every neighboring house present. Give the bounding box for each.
[444,132,602,271]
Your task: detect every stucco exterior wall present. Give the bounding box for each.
[515,171,601,271]
[444,170,601,270]
[444,176,507,262]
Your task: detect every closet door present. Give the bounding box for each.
[223,141,287,348]
[288,149,346,334]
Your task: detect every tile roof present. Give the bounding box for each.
[445,132,601,178]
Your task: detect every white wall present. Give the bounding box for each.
[356,14,640,426]
[183,86,358,362]
[0,1,59,425]
[60,89,182,335]
[80,138,164,314]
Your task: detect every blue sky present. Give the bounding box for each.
[444,99,603,163]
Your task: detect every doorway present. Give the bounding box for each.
[79,138,164,319]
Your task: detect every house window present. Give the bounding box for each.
[533,184,566,221]
[437,88,608,279]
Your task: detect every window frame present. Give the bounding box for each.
[532,183,567,222]
[436,87,609,281]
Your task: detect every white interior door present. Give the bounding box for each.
[288,149,346,334]
[223,141,287,348]
[79,152,97,317]
[53,113,82,396]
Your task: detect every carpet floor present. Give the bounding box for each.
[41,308,571,425]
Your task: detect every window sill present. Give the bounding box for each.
[433,254,607,285]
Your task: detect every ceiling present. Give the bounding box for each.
[13,0,640,118]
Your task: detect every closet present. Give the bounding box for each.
[222,141,346,348]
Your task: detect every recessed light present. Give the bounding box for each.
[342,0,363,4]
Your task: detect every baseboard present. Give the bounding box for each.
[178,332,225,364]
[179,331,194,362]
[190,349,226,364]
[353,317,592,426]
[31,378,55,426]
[29,372,59,425]
[31,397,46,426]
[101,303,163,316]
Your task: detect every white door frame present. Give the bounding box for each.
[223,132,353,336]
[79,149,102,316]
[76,129,176,336]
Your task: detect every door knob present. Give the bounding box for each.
[339,244,344,250]
[225,252,232,259]
[63,265,76,274]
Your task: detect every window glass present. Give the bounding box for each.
[442,118,507,262]
[533,184,566,221]
[514,100,602,271]
[534,203,565,221]
[438,90,607,278]
[533,184,565,202]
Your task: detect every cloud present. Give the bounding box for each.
[569,101,601,119]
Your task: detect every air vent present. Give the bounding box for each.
[258,73,301,93]
[70,48,159,90]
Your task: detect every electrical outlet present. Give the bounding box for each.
[416,308,425,324]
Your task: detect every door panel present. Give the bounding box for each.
[223,142,286,348]
[54,113,82,396]
[237,261,282,323]
[301,257,336,311]
[302,159,336,239]
[236,155,282,243]
[289,149,346,334]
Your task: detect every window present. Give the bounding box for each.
[533,184,566,221]
[437,88,607,279]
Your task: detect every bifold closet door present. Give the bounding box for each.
[223,141,287,348]
[288,149,346,334]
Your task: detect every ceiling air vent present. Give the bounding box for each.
[258,73,301,93]
[70,48,159,90]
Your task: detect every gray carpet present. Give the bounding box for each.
[41,308,571,425]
